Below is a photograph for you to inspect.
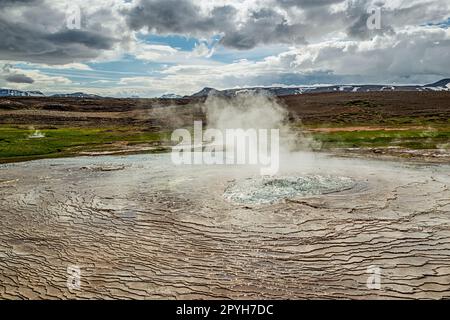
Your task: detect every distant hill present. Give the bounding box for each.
[188,78,450,98]
[1,78,449,99]
[425,78,450,88]
[0,88,44,97]
[159,93,183,99]
[189,87,221,97]
[0,89,101,98]
[51,92,102,98]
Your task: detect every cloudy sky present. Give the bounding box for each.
[0,0,449,97]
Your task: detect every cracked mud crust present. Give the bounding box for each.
[0,153,450,299]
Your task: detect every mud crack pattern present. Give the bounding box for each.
[1,153,450,299]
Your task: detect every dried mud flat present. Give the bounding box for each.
[1,153,450,299]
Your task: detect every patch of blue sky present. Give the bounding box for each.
[132,33,282,65]
[210,44,290,64]
[139,33,221,52]
[139,33,200,51]
[423,17,450,28]
[14,56,172,84]
[87,55,170,76]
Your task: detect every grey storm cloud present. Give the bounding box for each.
[344,0,449,40]
[0,0,41,6]
[0,0,449,75]
[124,0,309,49]
[219,8,307,49]
[343,1,397,40]
[45,30,117,50]
[123,0,450,49]
[0,0,119,64]
[275,0,345,8]
[346,8,393,39]
[125,0,235,35]
[5,73,34,84]
[1,63,34,84]
[0,19,117,64]
[123,0,419,49]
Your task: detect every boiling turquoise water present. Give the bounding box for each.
[223,175,355,204]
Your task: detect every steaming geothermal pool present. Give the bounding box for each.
[224,175,356,204]
[1,152,450,299]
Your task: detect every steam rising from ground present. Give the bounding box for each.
[170,92,323,176]
[27,127,45,139]
[202,92,320,154]
[204,93,287,132]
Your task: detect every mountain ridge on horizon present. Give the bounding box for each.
[188,78,450,98]
[1,78,449,99]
